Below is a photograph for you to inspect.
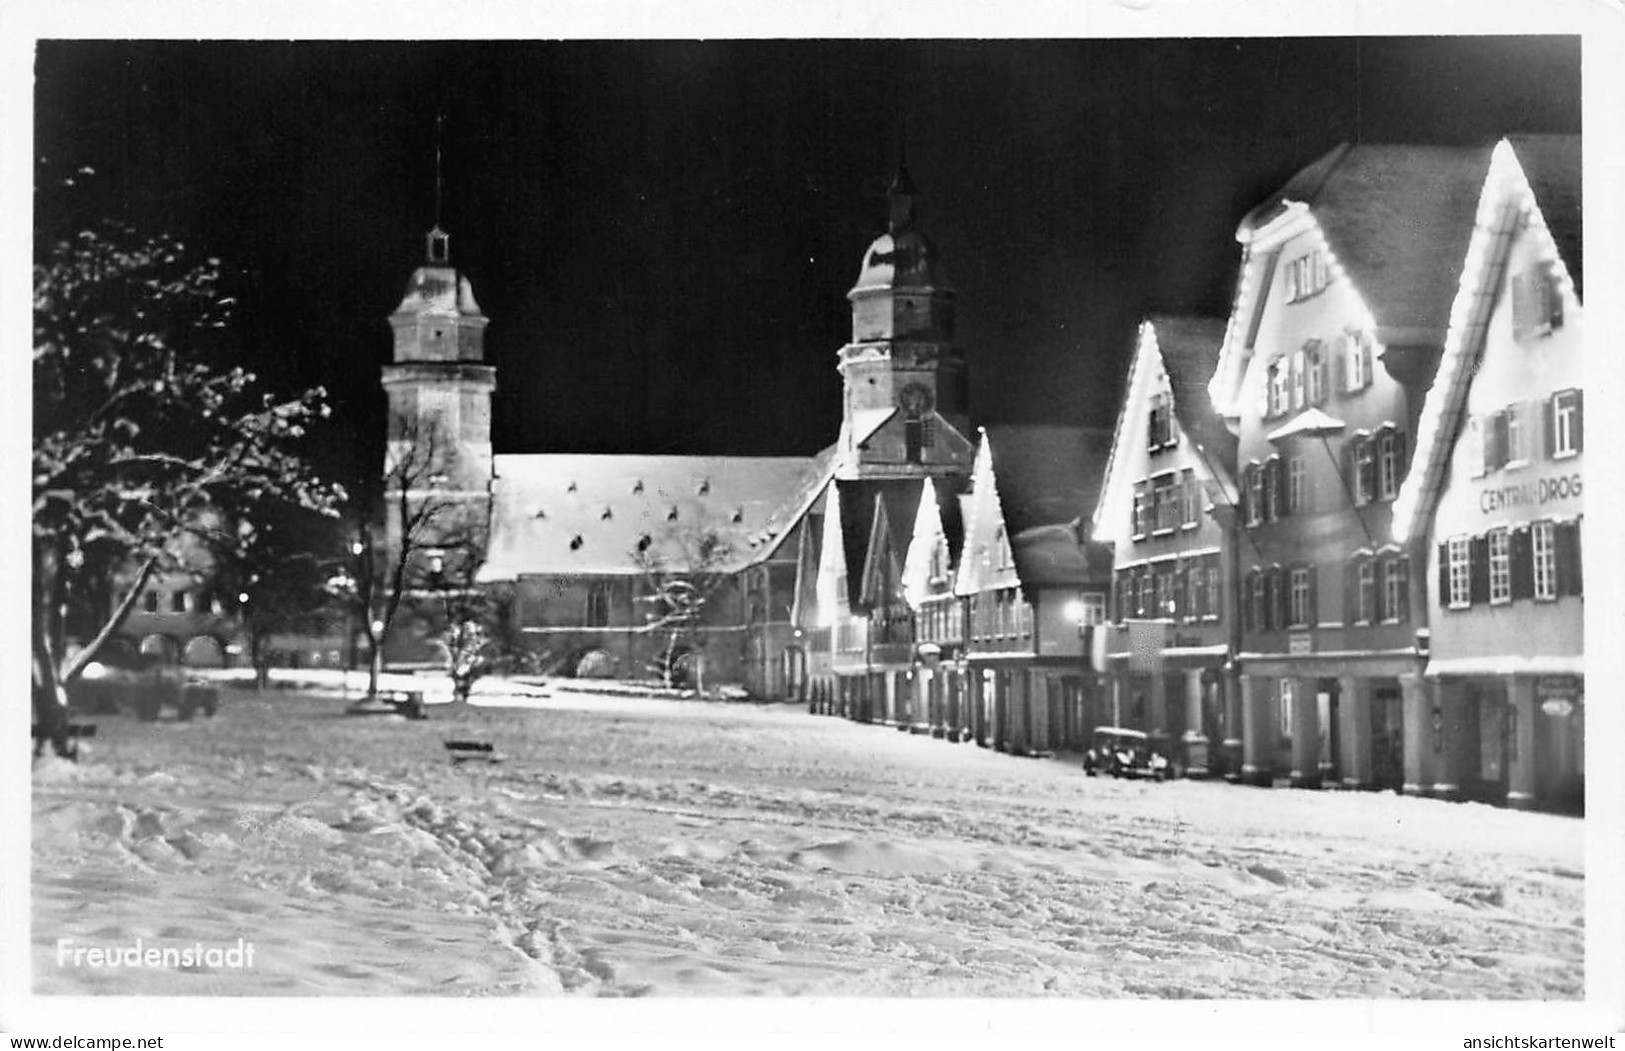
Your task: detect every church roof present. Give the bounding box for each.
[478,452,827,581]
[394,264,484,318]
[850,230,949,296]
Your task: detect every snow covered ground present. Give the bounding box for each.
[32,682,1583,998]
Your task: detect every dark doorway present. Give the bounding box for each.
[1371,685,1405,791]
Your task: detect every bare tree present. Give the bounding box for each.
[32,208,338,756]
[339,416,489,702]
[633,524,736,693]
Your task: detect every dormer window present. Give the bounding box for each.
[1147,393,1174,450]
[601,507,613,520]
[632,479,644,494]
[569,535,584,551]
[697,479,711,496]
[1285,249,1330,303]
[1511,260,1564,340]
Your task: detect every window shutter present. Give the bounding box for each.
[1436,542,1450,606]
[1395,558,1410,623]
[1467,417,1485,479]
[1242,572,1254,631]
[1305,565,1318,627]
[1273,459,1289,520]
[1343,440,1357,507]
[1510,525,1534,600]
[1489,411,1509,472]
[1336,335,1349,391]
[1276,568,1290,630]
[1555,520,1583,596]
[1510,271,1532,338]
[1395,430,1409,481]
[1543,397,1556,461]
[1545,266,1564,330]
[1344,560,1357,626]
[1469,535,1489,605]
[1574,390,1584,452]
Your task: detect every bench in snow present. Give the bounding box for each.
[444,740,503,764]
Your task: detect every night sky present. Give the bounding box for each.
[33,38,1580,491]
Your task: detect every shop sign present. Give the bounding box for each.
[1289,632,1313,655]
[1479,472,1582,515]
[1535,674,1581,700]
[1541,697,1575,718]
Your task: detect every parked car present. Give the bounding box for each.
[1082,726,1170,780]
[72,658,220,722]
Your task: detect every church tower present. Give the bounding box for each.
[836,158,971,479]
[379,225,497,566]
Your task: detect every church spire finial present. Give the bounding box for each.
[426,110,450,265]
[887,145,917,235]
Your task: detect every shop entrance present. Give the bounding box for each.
[1370,685,1405,791]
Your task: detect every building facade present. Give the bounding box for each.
[1091,317,1238,776]
[1393,136,1583,811]
[1207,143,1492,790]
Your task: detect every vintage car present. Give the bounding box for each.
[1082,726,1170,780]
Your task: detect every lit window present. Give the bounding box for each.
[1488,529,1511,605]
[1551,389,1582,458]
[1532,521,1557,600]
[1148,393,1174,449]
[1080,593,1105,626]
[1205,564,1222,622]
[1382,556,1409,622]
[1447,537,1472,609]
[1154,571,1172,619]
[1289,567,1312,627]
[1138,573,1154,619]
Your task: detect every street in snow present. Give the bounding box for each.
[33,681,1582,998]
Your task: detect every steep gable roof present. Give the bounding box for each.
[1509,134,1582,298]
[1241,142,1494,341]
[833,478,924,609]
[1151,315,1235,477]
[1392,136,1582,545]
[478,452,824,581]
[984,425,1113,590]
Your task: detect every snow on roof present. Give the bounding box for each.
[1265,406,1348,442]
[1241,142,1494,340]
[833,478,925,609]
[984,425,1114,589]
[478,452,825,581]
[849,230,950,297]
[1149,315,1234,473]
[393,264,484,318]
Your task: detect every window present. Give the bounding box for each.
[1148,393,1174,450]
[1287,457,1307,516]
[1550,389,1583,458]
[1132,483,1150,538]
[1279,679,1295,737]
[1344,331,1372,392]
[1246,570,1264,631]
[1261,569,1277,631]
[1289,566,1312,628]
[1138,572,1154,619]
[1180,469,1201,527]
[1511,261,1563,340]
[1466,416,1486,479]
[1154,475,1178,532]
[171,590,188,613]
[1447,537,1472,609]
[1080,593,1105,626]
[1505,403,1529,466]
[1186,563,1203,621]
[1115,570,1132,623]
[1289,348,1306,410]
[586,584,611,627]
[1377,430,1404,500]
[1304,341,1327,405]
[1269,360,1291,418]
[1154,571,1172,620]
[1488,529,1511,605]
[1246,464,1264,526]
[1382,556,1409,622]
[1286,251,1329,302]
[1352,438,1375,506]
[1356,559,1376,624]
[1532,521,1557,600]
[143,590,159,613]
[1205,563,1222,622]
[996,526,1013,570]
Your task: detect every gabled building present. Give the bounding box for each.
[1091,317,1237,776]
[1207,142,1493,790]
[806,161,977,719]
[954,425,1113,756]
[1391,135,1583,811]
[900,474,969,738]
